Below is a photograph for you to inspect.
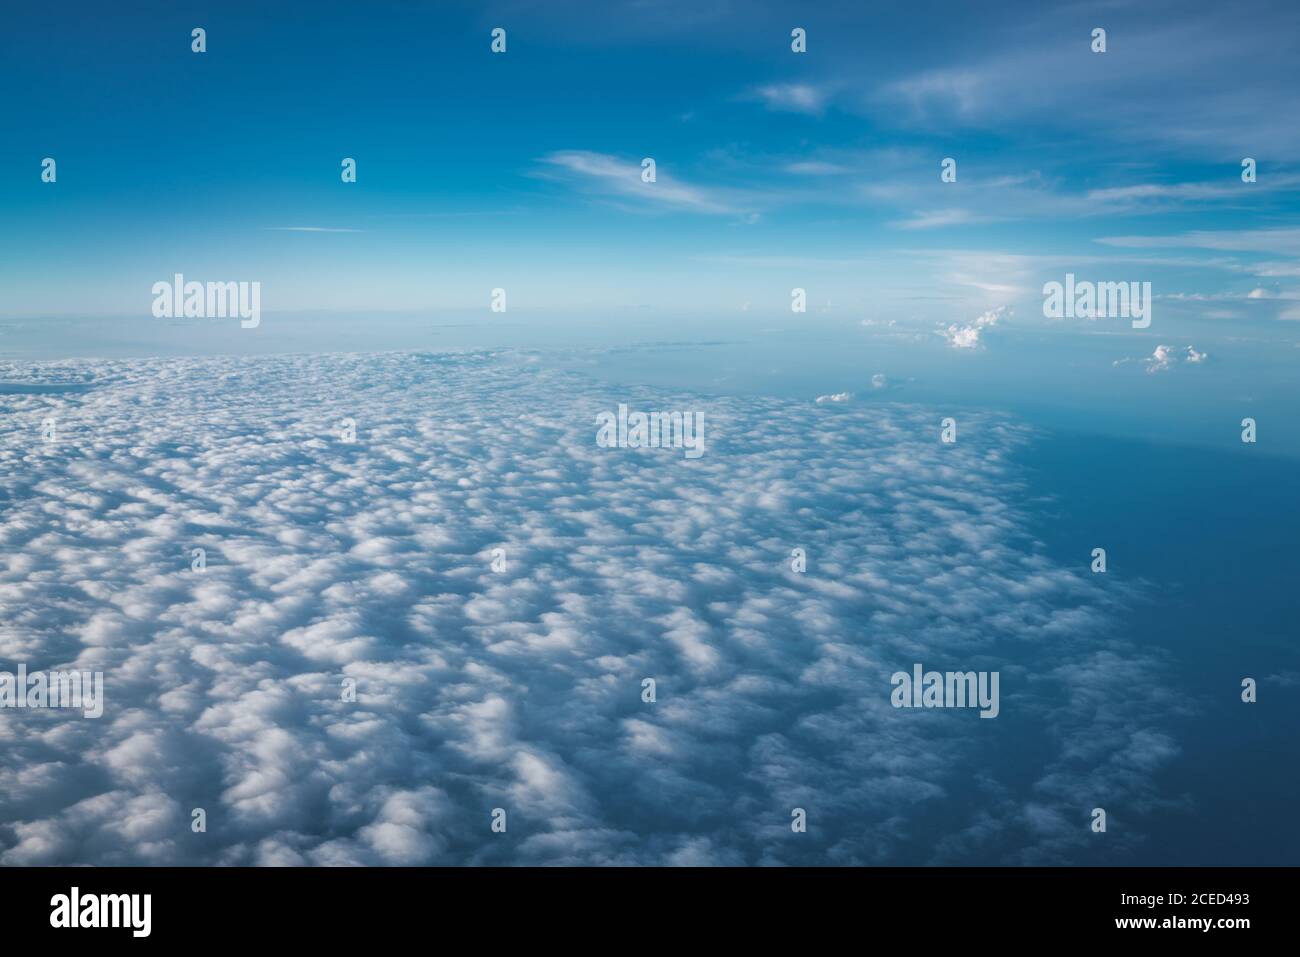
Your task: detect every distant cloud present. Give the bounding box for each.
[1083,176,1300,207]
[871,7,1300,156]
[941,306,1006,349]
[1146,344,1177,373]
[753,83,826,114]
[1240,288,1300,302]
[882,68,986,120]
[945,274,1024,296]
[1114,344,1209,373]
[1096,229,1300,256]
[539,150,745,215]
[784,160,847,176]
[892,208,981,230]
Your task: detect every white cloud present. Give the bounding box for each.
[0,350,1175,865]
[753,83,826,115]
[872,9,1300,157]
[1147,344,1176,373]
[784,160,847,176]
[1096,229,1300,257]
[1113,344,1209,373]
[891,208,982,231]
[538,150,744,215]
[941,306,1006,349]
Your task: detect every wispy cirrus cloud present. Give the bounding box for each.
[784,160,849,176]
[751,82,827,115]
[881,68,988,122]
[538,150,751,216]
[891,208,984,230]
[866,167,1296,230]
[1095,229,1300,256]
[1083,174,1300,208]
[866,5,1300,156]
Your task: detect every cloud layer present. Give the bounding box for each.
[0,351,1178,864]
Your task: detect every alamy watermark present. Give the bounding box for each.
[0,664,104,718]
[596,403,705,459]
[1043,273,1151,328]
[891,663,999,718]
[50,887,150,937]
[152,273,261,328]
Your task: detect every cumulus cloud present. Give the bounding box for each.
[941,306,1006,349]
[0,351,1173,864]
[816,374,892,405]
[1113,344,1209,373]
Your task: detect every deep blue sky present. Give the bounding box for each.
[3,0,1298,324]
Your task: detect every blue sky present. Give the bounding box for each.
[3,0,1299,324]
[1,1,1298,867]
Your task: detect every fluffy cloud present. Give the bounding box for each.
[941,306,1006,349]
[1113,344,1209,373]
[0,351,1173,864]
